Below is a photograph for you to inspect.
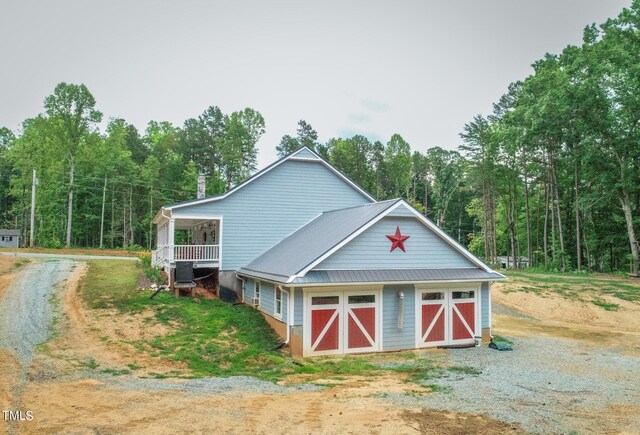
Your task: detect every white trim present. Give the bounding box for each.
[166,147,376,210]
[275,287,283,319]
[293,278,504,287]
[218,216,224,269]
[488,282,492,336]
[255,280,261,307]
[288,286,295,327]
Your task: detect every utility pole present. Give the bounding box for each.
[99,176,107,248]
[29,168,37,247]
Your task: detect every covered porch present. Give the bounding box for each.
[152,215,222,270]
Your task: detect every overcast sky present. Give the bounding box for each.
[0,0,632,168]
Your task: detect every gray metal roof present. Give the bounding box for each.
[238,200,399,280]
[290,268,505,284]
[0,229,20,236]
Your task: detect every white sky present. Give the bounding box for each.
[0,0,632,168]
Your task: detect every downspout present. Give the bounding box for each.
[397,290,405,329]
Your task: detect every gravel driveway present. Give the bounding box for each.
[0,259,76,365]
[383,320,640,434]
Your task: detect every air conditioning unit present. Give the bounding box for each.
[250,297,259,307]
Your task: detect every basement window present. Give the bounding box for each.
[255,281,261,304]
[275,288,282,317]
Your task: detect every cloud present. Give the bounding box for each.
[361,98,390,113]
[348,112,371,123]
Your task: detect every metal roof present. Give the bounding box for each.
[238,200,399,280]
[0,229,20,236]
[290,268,505,285]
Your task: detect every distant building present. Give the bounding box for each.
[497,256,530,269]
[0,230,20,248]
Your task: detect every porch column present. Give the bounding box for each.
[168,219,175,262]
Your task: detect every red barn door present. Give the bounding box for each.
[309,294,342,354]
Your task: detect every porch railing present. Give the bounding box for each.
[153,244,220,266]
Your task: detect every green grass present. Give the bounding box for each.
[591,299,620,311]
[491,335,514,345]
[79,260,468,386]
[101,368,131,376]
[502,270,640,304]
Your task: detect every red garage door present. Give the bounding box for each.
[418,288,478,347]
[307,291,379,356]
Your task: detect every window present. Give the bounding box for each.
[452,291,475,299]
[311,296,339,305]
[422,292,444,301]
[275,288,282,317]
[7,236,11,241]
[348,295,375,304]
[255,281,261,305]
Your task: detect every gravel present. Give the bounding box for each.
[380,335,640,434]
[0,259,76,365]
[103,375,322,395]
[4,252,139,261]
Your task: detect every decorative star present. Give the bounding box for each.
[386,226,410,252]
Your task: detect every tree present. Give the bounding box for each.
[44,83,102,247]
[384,134,412,199]
[276,119,318,157]
[219,108,264,188]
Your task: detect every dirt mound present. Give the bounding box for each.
[493,281,640,333]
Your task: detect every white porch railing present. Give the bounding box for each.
[153,244,220,266]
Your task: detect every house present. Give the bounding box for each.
[0,230,20,248]
[152,147,505,356]
[497,256,530,269]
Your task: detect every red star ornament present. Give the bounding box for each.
[386,226,410,252]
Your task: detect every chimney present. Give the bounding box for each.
[197,174,206,199]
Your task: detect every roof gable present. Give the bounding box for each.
[163,147,374,212]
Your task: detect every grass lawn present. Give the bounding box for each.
[501,270,640,308]
[80,260,460,385]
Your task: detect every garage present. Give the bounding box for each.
[238,199,505,356]
[304,290,381,356]
[416,286,480,348]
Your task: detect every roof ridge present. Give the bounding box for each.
[321,198,399,214]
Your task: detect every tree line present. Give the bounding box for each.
[1,2,638,274]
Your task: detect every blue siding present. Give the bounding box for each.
[382,284,416,351]
[258,281,275,314]
[172,160,371,271]
[481,282,490,328]
[245,278,287,321]
[316,216,475,270]
[387,206,415,218]
[294,287,303,325]
[292,148,319,159]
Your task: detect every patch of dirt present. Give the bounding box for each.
[15,376,518,434]
[493,281,640,333]
[0,349,19,411]
[45,263,186,376]
[0,254,18,300]
[401,409,524,434]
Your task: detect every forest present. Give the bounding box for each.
[0,2,638,274]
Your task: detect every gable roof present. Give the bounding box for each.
[238,199,504,284]
[163,147,376,211]
[0,229,19,236]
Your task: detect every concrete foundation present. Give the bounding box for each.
[219,271,242,294]
[290,325,303,357]
[481,327,492,344]
[261,311,288,340]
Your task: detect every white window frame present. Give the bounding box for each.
[275,287,283,318]
[255,281,261,307]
